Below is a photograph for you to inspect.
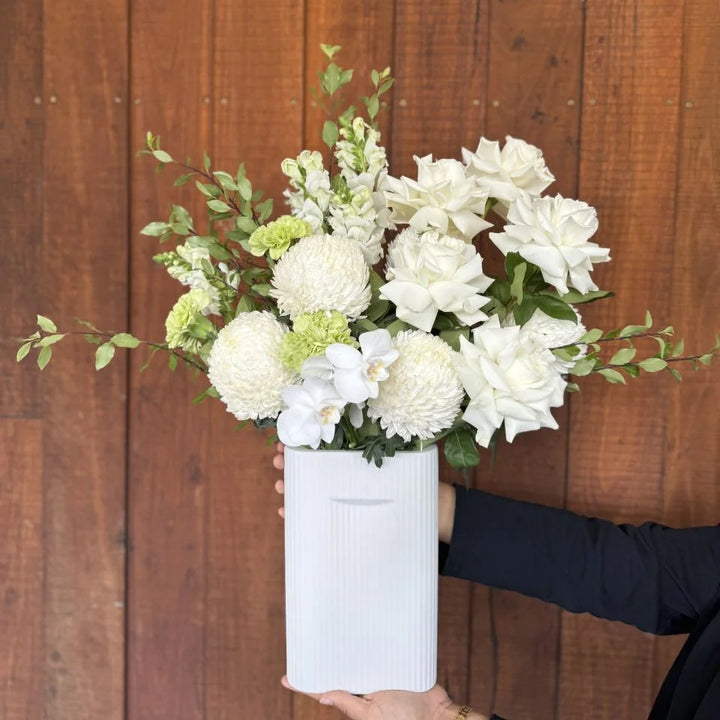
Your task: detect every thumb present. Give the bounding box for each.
[318,690,369,719]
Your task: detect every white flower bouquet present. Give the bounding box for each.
[18,45,719,468]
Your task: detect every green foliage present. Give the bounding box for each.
[444,426,480,468]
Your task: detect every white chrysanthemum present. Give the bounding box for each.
[207,311,298,420]
[454,315,567,447]
[490,194,610,294]
[367,330,463,441]
[271,234,372,320]
[462,136,555,207]
[384,154,492,241]
[381,228,493,331]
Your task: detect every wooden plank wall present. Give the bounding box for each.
[1,2,718,719]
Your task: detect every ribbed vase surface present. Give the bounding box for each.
[284,445,438,694]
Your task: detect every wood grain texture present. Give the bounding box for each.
[391,0,487,174]
[466,3,584,719]
[207,3,303,717]
[42,1,128,718]
[127,2,213,718]
[0,0,43,419]
[561,2,685,718]
[653,0,720,698]
[0,421,43,720]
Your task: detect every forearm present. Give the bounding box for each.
[443,485,720,634]
[439,481,456,544]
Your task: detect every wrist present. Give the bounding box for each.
[439,704,487,720]
[438,482,456,544]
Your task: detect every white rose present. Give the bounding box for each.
[490,194,610,295]
[463,135,555,207]
[454,315,567,447]
[380,228,493,332]
[384,155,492,241]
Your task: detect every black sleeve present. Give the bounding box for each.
[441,485,720,634]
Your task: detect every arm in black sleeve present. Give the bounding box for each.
[441,485,720,634]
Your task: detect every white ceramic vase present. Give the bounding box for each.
[284,445,439,694]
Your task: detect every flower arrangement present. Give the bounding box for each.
[17,45,719,467]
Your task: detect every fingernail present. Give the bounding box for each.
[319,697,334,706]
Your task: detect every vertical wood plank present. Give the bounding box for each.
[304,0,396,153]
[469,3,584,718]
[0,0,43,418]
[653,0,720,696]
[0,422,44,719]
[206,3,304,718]
[42,0,128,717]
[128,2,213,718]
[561,2,684,718]
[392,0,488,713]
[0,5,45,718]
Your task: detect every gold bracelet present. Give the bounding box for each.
[454,706,472,720]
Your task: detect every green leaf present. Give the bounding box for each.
[152,149,173,163]
[699,353,714,366]
[207,243,233,261]
[579,328,603,343]
[235,216,257,234]
[444,427,480,468]
[597,368,626,384]
[140,221,171,237]
[111,333,142,348]
[255,198,273,224]
[543,288,614,305]
[565,382,580,393]
[16,342,32,362]
[237,176,252,201]
[37,345,52,370]
[203,152,211,172]
[84,334,103,345]
[322,120,339,148]
[366,95,380,120]
[668,367,683,382]
[609,347,637,365]
[618,311,653,338]
[320,43,341,60]
[253,283,272,297]
[95,342,116,370]
[638,357,668,372]
[509,262,527,304]
[195,181,219,198]
[37,315,57,332]
[534,295,577,322]
[207,199,232,213]
[671,338,685,357]
[235,295,255,314]
[439,327,470,352]
[36,333,66,347]
[570,356,598,376]
[353,318,379,333]
[213,171,238,191]
[385,318,409,336]
[173,172,195,187]
[513,297,539,326]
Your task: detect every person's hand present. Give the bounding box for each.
[272,442,456,542]
[281,676,486,720]
[273,442,285,519]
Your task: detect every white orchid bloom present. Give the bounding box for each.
[276,378,346,449]
[325,329,399,404]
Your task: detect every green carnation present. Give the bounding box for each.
[248,216,313,260]
[280,310,357,372]
[165,288,215,353]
